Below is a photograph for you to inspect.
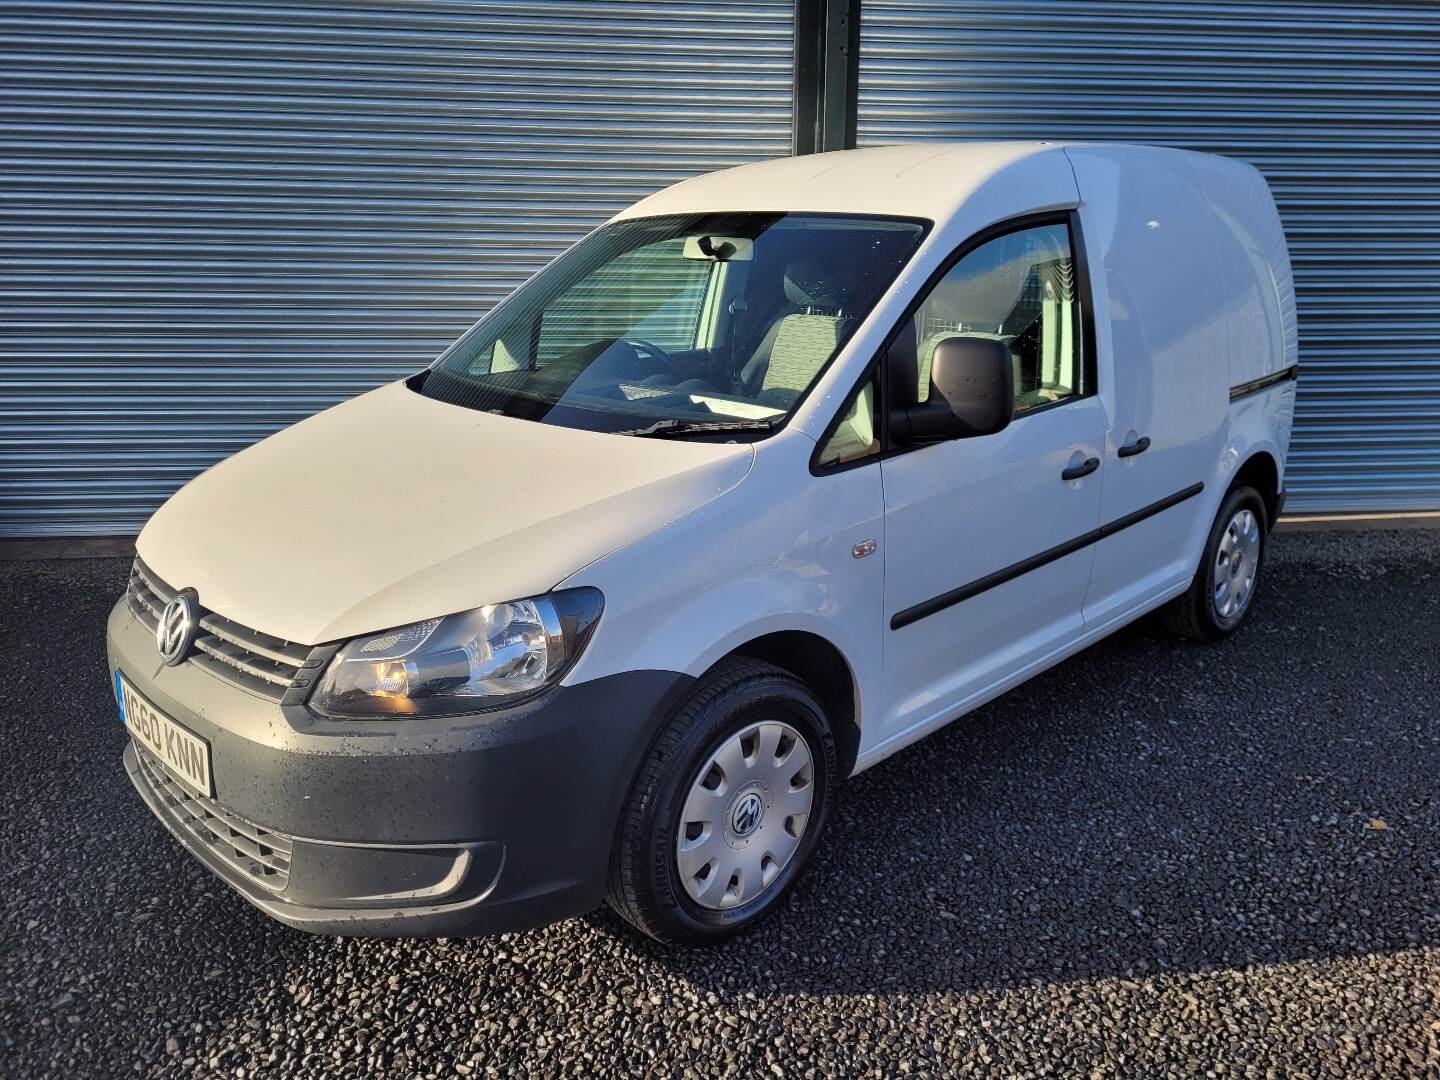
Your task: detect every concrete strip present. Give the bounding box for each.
[1277,510,1440,532]
[0,536,135,560]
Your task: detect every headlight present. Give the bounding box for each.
[312,588,602,718]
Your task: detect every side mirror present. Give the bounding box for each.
[891,335,1014,444]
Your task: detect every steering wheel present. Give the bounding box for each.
[622,337,684,382]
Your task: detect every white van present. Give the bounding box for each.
[109,142,1297,944]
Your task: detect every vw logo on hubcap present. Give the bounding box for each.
[730,792,764,837]
[156,591,200,666]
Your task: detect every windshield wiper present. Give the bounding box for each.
[613,417,777,439]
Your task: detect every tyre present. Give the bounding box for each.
[606,659,836,945]
[1160,484,1268,642]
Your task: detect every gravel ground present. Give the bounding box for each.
[2,528,1438,1078]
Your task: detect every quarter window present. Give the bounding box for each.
[816,372,880,467]
[909,222,1082,414]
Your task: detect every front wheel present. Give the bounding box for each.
[606,659,835,945]
[1160,484,1268,641]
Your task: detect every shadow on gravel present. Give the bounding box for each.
[624,534,1440,995]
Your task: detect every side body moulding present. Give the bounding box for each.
[890,483,1205,629]
[1230,365,1299,402]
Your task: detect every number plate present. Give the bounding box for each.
[116,672,213,798]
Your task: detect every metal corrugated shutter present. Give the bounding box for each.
[857,0,1440,512]
[0,0,793,536]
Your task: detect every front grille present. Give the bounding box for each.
[134,743,293,892]
[126,558,337,704]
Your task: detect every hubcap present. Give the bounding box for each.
[1213,507,1261,619]
[676,720,815,910]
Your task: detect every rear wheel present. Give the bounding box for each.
[606,659,835,945]
[1160,484,1268,641]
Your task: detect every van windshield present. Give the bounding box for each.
[414,212,927,436]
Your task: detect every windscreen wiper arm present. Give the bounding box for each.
[612,417,776,438]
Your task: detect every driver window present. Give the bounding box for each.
[910,223,1080,414]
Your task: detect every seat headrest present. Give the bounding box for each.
[927,257,1026,331]
[928,231,1060,331]
[783,259,845,310]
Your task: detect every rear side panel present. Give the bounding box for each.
[1196,156,1299,484]
[1197,157,1298,388]
[1067,146,1231,628]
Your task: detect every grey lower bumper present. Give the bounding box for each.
[124,741,515,935]
[109,599,689,937]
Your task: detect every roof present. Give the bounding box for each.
[612,141,1075,223]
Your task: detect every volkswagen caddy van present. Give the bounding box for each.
[109,143,1297,944]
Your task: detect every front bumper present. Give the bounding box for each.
[108,598,688,936]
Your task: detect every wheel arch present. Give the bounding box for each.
[1231,449,1282,526]
[718,630,862,779]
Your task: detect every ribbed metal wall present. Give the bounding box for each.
[858,0,1440,512]
[0,0,794,536]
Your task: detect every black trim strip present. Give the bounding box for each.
[1230,365,1298,402]
[891,527,1102,630]
[889,482,1205,630]
[1096,481,1205,539]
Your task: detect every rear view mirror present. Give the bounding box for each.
[682,235,754,262]
[890,335,1014,444]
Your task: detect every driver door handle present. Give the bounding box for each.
[1118,435,1152,458]
[1061,456,1100,481]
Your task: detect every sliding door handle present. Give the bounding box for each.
[1061,456,1100,481]
[1118,435,1152,458]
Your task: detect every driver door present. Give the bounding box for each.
[879,216,1106,744]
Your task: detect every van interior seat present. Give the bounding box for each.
[761,313,848,393]
[913,247,1032,396]
[740,259,851,399]
[913,237,1059,403]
